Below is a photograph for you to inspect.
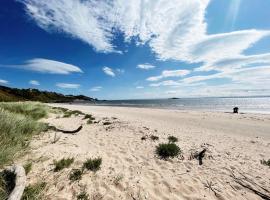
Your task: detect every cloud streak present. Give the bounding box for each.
[56,83,80,89]
[29,80,40,86]
[90,86,102,91]
[102,67,115,77]
[137,64,156,70]
[0,79,8,84]
[147,69,190,81]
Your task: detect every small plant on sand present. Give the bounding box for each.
[113,174,123,186]
[150,135,159,141]
[261,159,270,167]
[83,157,102,172]
[168,136,178,143]
[23,162,32,175]
[53,158,74,172]
[22,182,46,200]
[69,169,83,182]
[156,143,181,159]
[77,189,89,200]
[63,110,84,118]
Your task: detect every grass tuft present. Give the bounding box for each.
[77,190,89,200]
[53,158,74,172]
[168,136,178,143]
[22,182,46,200]
[69,169,83,182]
[83,158,102,172]
[156,143,181,159]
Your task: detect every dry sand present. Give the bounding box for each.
[20,104,270,200]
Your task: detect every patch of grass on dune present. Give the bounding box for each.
[0,102,48,168]
[0,102,48,120]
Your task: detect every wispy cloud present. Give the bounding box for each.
[20,0,270,66]
[90,86,102,92]
[0,79,8,84]
[56,83,80,89]
[136,86,144,89]
[147,70,190,82]
[29,80,40,86]
[102,67,115,77]
[137,64,156,70]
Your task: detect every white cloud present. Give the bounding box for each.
[0,79,8,84]
[102,67,115,77]
[196,53,270,72]
[56,83,80,89]
[20,0,270,65]
[147,69,190,81]
[137,64,156,70]
[21,58,83,74]
[165,91,177,95]
[29,80,40,86]
[136,86,144,89]
[90,86,102,92]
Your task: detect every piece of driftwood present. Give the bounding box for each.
[47,125,83,135]
[230,170,270,200]
[6,165,26,200]
[196,149,206,165]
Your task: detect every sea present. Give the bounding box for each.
[87,96,270,114]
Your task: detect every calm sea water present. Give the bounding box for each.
[90,97,270,114]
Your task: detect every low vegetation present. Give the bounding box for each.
[63,110,84,118]
[150,135,159,141]
[77,190,89,200]
[69,169,83,182]
[22,182,46,200]
[168,136,178,143]
[261,159,270,167]
[0,102,48,168]
[83,158,102,172]
[156,143,181,159]
[83,114,95,124]
[53,158,74,172]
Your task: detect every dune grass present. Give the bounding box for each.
[0,102,48,120]
[0,102,48,168]
[22,182,46,200]
[53,158,74,172]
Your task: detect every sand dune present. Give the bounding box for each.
[20,105,270,200]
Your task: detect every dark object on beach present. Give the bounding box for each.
[47,125,83,134]
[233,107,239,113]
[141,136,147,140]
[195,149,207,165]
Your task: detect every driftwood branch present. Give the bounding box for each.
[195,149,206,165]
[7,165,26,200]
[47,125,83,134]
[230,170,270,200]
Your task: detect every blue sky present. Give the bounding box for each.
[0,0,270,99]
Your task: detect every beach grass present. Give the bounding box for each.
[156,143,181,159]
[21,182,46,200]
[53,158,74,172]
[83,157,102,172]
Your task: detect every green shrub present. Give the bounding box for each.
[168,136,178,143]
[22,182,46,200]
[156,143,181,159]
[261,159,270,167]
[53,158,74,172]
[63,110,84,118]
[69,169,83,182]
[83,158,102,172]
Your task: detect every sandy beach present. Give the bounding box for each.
[20,104,270,200]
